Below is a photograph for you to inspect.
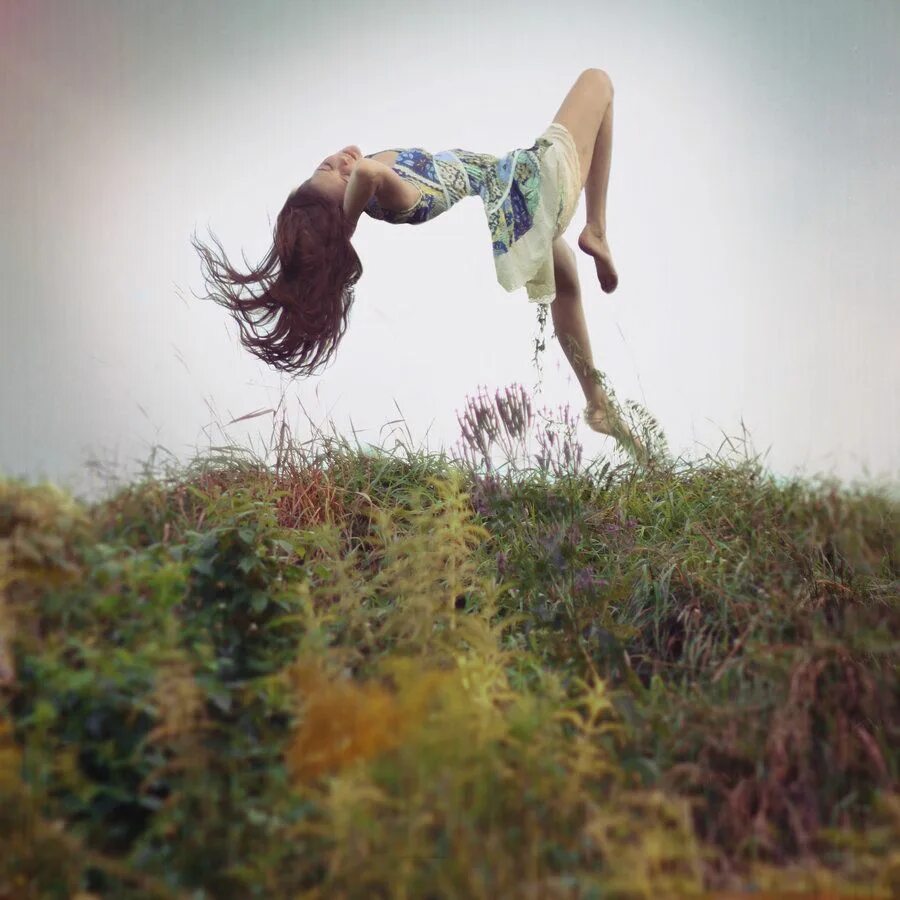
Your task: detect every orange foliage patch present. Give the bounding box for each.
[287,661,449,782]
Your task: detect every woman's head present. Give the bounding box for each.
[306,145,362,205]
[191,155,363,377]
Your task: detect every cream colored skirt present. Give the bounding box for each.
[491,122,583,306]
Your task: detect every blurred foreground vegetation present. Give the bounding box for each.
[1,395,898,898]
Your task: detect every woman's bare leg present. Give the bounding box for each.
[551,238,601,404]
[552,236,645,457]
[551,68,618,293]
[552,240,631,428]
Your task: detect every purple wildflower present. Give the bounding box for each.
[573,567,609,595]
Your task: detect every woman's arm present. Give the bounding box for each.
[343,159,382,234]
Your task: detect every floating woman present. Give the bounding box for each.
[193,68,647,461]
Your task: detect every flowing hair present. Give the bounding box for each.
[190,184,362,376]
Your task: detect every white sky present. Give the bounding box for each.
[2,0,898,498]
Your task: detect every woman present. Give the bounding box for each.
[192,68,645,460]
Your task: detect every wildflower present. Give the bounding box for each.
[573,566,609,596]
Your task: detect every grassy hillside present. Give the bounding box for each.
[1,396,897,898]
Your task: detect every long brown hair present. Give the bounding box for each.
[191,184,362,376]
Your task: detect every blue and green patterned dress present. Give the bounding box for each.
[362,122,582,305]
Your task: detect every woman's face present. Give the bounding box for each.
[306,145,362,203]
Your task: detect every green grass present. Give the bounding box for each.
[1,391,897,899]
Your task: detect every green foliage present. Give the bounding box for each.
[0,430,897,898]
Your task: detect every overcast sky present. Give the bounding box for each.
[2,0,898,498]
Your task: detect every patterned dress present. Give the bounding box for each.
[362,122,582,305]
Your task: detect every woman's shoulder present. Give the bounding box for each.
[364,149,406,168]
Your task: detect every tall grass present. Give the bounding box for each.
[1,382,897,898]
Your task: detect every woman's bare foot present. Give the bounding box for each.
[584,396,648,463]
[577,225,618,293]
[583,394,617,433]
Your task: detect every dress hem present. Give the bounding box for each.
[491,122,582,306]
